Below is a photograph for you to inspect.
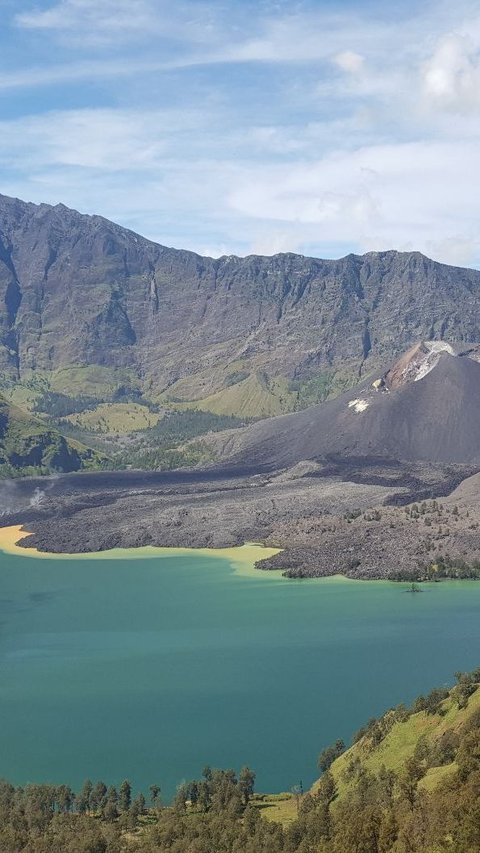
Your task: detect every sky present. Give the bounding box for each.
[1,0,480,265]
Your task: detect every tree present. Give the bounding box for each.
[188,780,199,807]
[173,784,188,813]
[424,687,449,715]
[128,792,146,822]
[379,809,398,852]
[90,781,107,812]
[197,779,211,813]
[239,766,256,806]
[149,784,161,808]
[135,792,146,814]
[77,779,93,814]
[202,765,213,782]
[102,786,118,823]
[56,784,75,813]
[243,802,261,835]
[398,757,423,808]
[318,739,345,772]
[457,729,480,781]
[316,770,337,806]
[291,781,304,815]
[119,779,131,812]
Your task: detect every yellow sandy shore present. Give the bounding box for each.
[0,526,365,583]
[0,525,284,578]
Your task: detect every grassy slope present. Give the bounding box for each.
[258,685,480,828]
[0,362,358,421]
[0,395,107,474]
[175,373,296,418]
[162,366,357,418]
[329,686,480,800]
[252,793,298,825]
[0,366,141,407]
[49,365,142,398]
[64,402,162,434]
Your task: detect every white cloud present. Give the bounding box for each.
[228,140,480,263]
[422,31,480,111]
[225,13,392,65]
[15,0,219,47]
[250,231,303,256]
[4,0,480,268]
[16,0,156,45]
[0,59,161,91]
[2,101,480,267]
[425,237,479,266]
[0,108,205,170]
[333,50,365,74]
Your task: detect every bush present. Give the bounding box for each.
[318,740,345,772]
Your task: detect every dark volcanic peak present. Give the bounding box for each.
[218,345,480,467]
[382,340,480,390]
[2,193,480,418]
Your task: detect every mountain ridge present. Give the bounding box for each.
[0,191,447,264]
[2,193,480,419]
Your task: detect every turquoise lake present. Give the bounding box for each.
[2,548,480,799]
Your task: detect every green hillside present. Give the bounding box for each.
[257,672,480,829]
[0,395,107,477]
[328,672,480,801]
[173,372,296,418]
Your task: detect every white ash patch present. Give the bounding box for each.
[348,398,369,413]
[425,340,455,355]
[412,341,455,382]
[414,355,439,381]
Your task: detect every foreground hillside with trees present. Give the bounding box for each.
[3,670,480,852]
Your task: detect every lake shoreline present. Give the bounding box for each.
[2,463,480,582]
[0,524,286,579]
[1,524,478,586]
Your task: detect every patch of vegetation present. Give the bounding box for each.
[145,409,247,441]
[329,667,480,805]
[49,365,142,399]
[114,440,216,471]
[0,395,108,477]
[33,390,100,418]
[290,371,352,410]
[179,372,296,418]
[344,508,362,522]
[251,791,297,825]
[224,369,250,387]
[318,739,346,771]
[393,554,480,582]
[110,409,247,470]
[3,671,480,851]
[61,402,162,434]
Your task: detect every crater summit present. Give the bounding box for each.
[215,342,480,467]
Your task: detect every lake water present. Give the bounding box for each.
[2,548,480,799]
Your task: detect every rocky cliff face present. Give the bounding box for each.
[2,193,480,414]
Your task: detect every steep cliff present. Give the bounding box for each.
[2,194,480,417]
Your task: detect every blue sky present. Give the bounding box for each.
[1,0,480,265]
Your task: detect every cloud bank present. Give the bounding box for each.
[0,0,479,266]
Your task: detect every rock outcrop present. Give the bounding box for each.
[2,194,480,415]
